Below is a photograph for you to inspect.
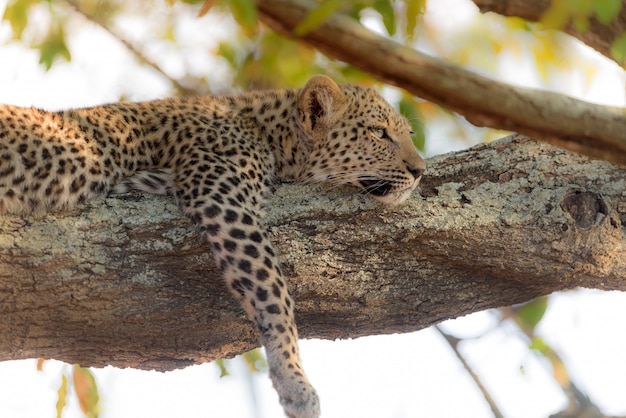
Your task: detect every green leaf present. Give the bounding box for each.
[55,374,68,418]
[215,359,229,378]
[217,40,239,69]
[38,25,71,70]
[2,0,39,39]
[373,0,395,36]
[610,32,626,64]
[228,0,257,30]
[405,0,425,39]
[399,97,425,151]
[73,365,100,418]
[539,1,571,30]
[572,14,589,32]
[528,336,550,355]
[595,0,623,25]
[514,297,548,333]
[293,0,344,36]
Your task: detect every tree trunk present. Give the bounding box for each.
[1,134,624,371]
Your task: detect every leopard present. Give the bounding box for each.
[0,75,425,418]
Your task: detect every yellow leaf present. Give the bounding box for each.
[73,365,100,418]
[504,16,529,31]
[551,356,570,387]
[242,348,267,373]
[56,374,68,418]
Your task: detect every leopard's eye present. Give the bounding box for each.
[369,127,386,139]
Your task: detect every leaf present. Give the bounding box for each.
[539,2,570,30]
[2,0,38,39]
[217,40,240,69]
[610,32,626,64]
[399,97,425,151]
[73,365,100,418]
[528,336,550,355]
[405,0,425,40]
[293,0,344,36]
[234,31,325,88]
[594,0,622,25]
[373,0,395,36]
[38,25,71,70]
[55,374,68,418]
[228,0,257,30]
[215,359,229,378]
[242,348,267,373]
[514,297,548,333]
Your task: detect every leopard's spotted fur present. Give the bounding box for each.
[0,75,424,417]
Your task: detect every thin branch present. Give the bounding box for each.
[62,0,197,96]
[435,326,505,418]
[501,307,605,417]
[255,0,626,165]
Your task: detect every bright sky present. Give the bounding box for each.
[1,1,626,417]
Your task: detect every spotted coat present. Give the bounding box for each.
[0,75,425,418]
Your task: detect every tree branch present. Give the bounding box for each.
[2,135,625,371]
[63,0,198,96]
[471,0,626,65]
[435,326,505,418]
[255,0,626,165]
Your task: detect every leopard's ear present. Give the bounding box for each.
[297,75,347,136]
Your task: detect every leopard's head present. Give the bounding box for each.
[297,75,425,205]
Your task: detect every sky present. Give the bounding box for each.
[1,1,626,417]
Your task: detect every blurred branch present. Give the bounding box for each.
[435,326,504,418]
[255,0,626,165]
[62,0,197,96]
[471,0,626,65]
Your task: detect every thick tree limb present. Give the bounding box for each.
[255,0,626,165]
[1,135,625,371]
[472,0,626,64]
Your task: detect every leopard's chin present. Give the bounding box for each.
[369,188,414,205]
[359,178,420,205]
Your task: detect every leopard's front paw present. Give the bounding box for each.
[279,382,320,418]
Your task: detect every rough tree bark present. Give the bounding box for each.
[255,0,626,165]
[1,135,625,371]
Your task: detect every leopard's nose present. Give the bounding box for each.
[406,161,425,180]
